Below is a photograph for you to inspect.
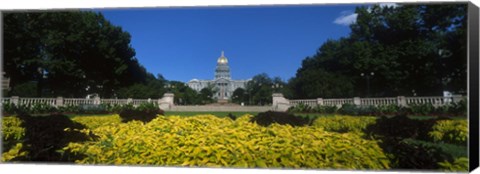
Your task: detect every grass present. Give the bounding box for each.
[164,111,259,118]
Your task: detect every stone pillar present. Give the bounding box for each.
[11,96,19,106]
[353,97,361,106]
[159,93,175,110]
[56,97,64,107]
[452,95,463,103]
[94,96,101,105]
[272,93,290,112]
[397,96,407,107]
[317,98,324,106]
[163,93,174,105]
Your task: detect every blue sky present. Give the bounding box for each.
[96,4,363,83]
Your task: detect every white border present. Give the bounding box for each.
[0,0,476,174]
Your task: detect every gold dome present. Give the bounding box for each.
[217,51,228,64]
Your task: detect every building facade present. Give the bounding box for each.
[187,51,251,101]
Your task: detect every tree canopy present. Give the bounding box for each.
[288,4,467,99]
[4,11,152,98]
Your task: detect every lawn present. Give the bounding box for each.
[163,111,260,118]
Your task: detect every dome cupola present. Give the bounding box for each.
[217,51,228,64]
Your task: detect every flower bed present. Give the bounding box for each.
[63,114,390,169]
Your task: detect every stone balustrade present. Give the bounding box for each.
[1,93,175,110]
[285,95,464,111]
[323,98,354,107]
[289,99,317,107]
[1,93,464,112]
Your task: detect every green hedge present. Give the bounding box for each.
[288,100,467,117]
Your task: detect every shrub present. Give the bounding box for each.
[56,104,80,114]
[63,115,391,169]
[312,105,338,114]
[438,157,468,172]
[227,113,236,120]
[118,102,164,123]
[428,120,468,145]
[449,98,467,116]
[101,103,124,113]
[71,114,121,129]
[365,115,450,141]
[2,102,17,115]
[313,116,377,134]
[408,103,435,116]
[338,103,358,115]
[381,138,464,170]
[2,113,96,162]
[250,111,312,127]
[30,102,57,114]
[78,104,108,115]
[287,103,312,113]
[376,104,401,115]
[1,116,26,155]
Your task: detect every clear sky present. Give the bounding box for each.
[95,4,363,83]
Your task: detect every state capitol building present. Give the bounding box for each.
[187,51,251,101]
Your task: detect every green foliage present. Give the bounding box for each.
[7,81,38,97]
[4,113,96,162]
[287,4,467,98]
[365,115,443,141]
[448,98,467,116]
[250,111,312,127]
[375,104,401,115]
[116,77,167,99]
[381,138,466,170]
[428,120,467,145]
[313,115,377,134]
[287,103,313,113]
[63,115,391,169]
[57,104,81,114]
[290,69,354,99]
[338,103,358,115]
[71,114,121,129]
[2,102,17,115]
[231,88,246,104]
[4,11,151,98]
[438,157,468,172]
[244,73,286,105]
[31,102,57,114]
[289,102,463,117]
[408,103,435,116]
[7,102,58,115]
[118,102,164,123]
[199,88,215,104]
[1,116,26,154]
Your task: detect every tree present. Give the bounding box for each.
[3,11,151,97]
[199,88,214,104]
[246,73,278,105]
[115,74,167,99]
[288,4,467,99]
[231,88,246,104]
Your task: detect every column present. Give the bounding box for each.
[56,97,64,107]
[317,98,324,106]
[397,96,407,107]
[353,97,361,106]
